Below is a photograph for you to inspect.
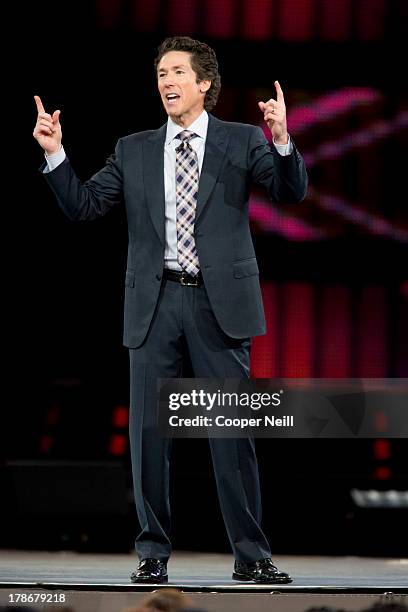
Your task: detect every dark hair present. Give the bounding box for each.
[123,587,194,612]
[154,36,221,112]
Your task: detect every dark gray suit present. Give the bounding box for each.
[42,113,307,562]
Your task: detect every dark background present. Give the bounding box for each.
[3,0,408,556]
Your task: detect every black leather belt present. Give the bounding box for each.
[163,268,203,287]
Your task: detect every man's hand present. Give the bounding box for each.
[33,95,62,155]
[258,81,288,145]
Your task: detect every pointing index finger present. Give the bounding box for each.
[274,80,285,103]
[34,95,45,114]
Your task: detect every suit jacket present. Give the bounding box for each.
[42,113,308,348]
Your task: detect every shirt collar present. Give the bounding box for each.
[165,110,209,146]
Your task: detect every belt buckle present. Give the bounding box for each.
[180,271,199,286]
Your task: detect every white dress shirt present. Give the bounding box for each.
[44,110,293,270]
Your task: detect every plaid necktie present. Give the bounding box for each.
[175,130,200,276]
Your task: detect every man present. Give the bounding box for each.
[33,36,307,584]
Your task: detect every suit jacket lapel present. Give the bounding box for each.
[196,114,229,223]
[143,123,167,245]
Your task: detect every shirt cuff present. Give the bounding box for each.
[272,135,293,156]
[43,145,66,173]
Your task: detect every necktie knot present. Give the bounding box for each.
[177,130,197,143]
[175,130,197,152]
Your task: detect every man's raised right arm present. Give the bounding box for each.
[33,95,123,221]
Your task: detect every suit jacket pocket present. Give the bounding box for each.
[233,258,259,278]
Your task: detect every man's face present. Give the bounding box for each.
[157,51,210,124]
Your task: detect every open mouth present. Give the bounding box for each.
[166,93,180,103]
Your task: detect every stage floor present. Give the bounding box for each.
[0,550,407,612]
[0,550,407,590]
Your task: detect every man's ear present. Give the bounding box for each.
[199,80,211,93]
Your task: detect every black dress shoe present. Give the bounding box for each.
[130,558,168,583]
[232,558,293,583]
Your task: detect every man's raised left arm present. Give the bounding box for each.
[249,81,308,203]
